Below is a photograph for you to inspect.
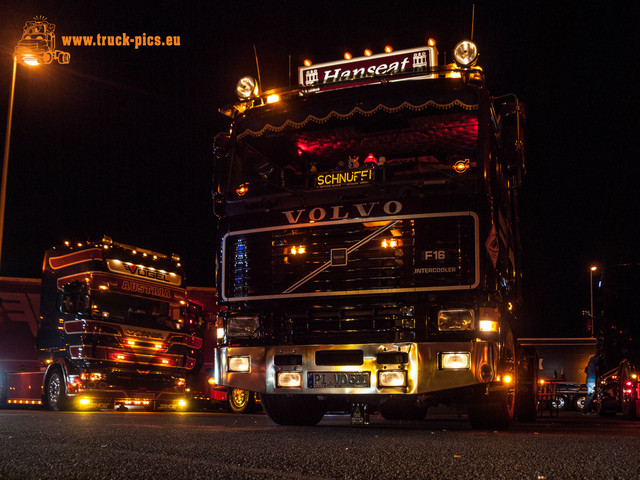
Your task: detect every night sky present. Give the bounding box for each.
[0,1,636,338]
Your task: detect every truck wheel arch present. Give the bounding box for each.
[43,363,69,411]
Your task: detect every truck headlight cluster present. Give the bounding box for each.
[437,309,474,331]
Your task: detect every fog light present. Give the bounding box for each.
[177,399,187,408]
[378,370,407,387]
[276,371,303,388]
[228,356,251,372]
[440,352,471,369]
[78,397,91,407]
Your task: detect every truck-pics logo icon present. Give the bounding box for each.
[14,16,70,65]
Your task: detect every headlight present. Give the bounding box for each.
[228,356,251,373]
[437,309,475,331]
[227,315,260,337]
[453,40,478,67]
[236,76,258,99]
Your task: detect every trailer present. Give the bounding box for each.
[518,338,596,411]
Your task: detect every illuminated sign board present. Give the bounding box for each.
[299,45,438,91]
[106,259,182,286]
[315,168,374,188]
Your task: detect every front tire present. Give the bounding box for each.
[227,388,254,414]
[469,328,516,429]
[260,394,327,426]
[468,389,515,430]
[44,369,68,411]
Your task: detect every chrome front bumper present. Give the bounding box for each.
[215,340,498,395]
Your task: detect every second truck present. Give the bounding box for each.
[0,237,202,410]
[212,39,528,428]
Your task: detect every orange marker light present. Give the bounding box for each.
[384,45,393,53]
[364,49,372,57]
[344,52,352,60]
[452,159,470,174]
[235,183,249,196]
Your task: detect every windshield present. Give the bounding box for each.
[89,290,186,333]
[229,106,480,198]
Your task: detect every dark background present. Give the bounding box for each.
[0,1,636,338]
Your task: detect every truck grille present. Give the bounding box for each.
[284,302,414,344]
[224,213,477,301]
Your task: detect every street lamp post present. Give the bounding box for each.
[0,56,18,271]
[590,265,597,334]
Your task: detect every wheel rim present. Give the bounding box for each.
[48,373,61,408]
[230,389,249,409]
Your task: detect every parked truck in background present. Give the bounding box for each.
[0,237,202,410]
[595,261,640,418]
[518,337,596,411]
[186,286,258,413]
[212,39,530,428]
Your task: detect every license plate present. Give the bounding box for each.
[308,372,370,388]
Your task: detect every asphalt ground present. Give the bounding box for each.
[0,408,638,479]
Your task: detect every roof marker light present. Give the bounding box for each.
[344,52,352,60]
[384,45,393,53]
[364,49,372,57]
[266,94,280,104]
